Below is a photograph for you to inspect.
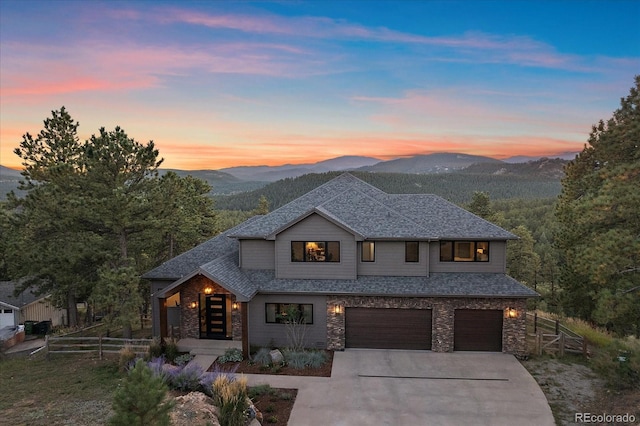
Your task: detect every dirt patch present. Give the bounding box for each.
[214,350,333,377]
[521,356,639,425]
[250,387,297,425]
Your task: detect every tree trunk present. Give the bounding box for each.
[67,291,78,327]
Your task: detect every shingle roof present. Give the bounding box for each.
[144,173,531,300]
[229,173,516,240]
[142,218,260,280]
[154,252,258,301]
[0,281,45,309]
[242,270,538,298]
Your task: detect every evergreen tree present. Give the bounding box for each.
[6,108,218,330]
[7,107,92,325]
[506,225,541,288]
[467,191,494,220]
[556,76,640,336]
[109,359,174,426]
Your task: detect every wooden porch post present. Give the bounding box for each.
[159,298,168,338]
[241,302,249,358]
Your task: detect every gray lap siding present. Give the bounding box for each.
[275,214,357,280]
[247,294,328,349]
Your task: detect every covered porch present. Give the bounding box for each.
[154,272,251,357]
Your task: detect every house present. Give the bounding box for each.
[144,173,538,356]
[0,281,67,329]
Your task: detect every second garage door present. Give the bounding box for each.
[454,309,503,351]
[345,308,432,350]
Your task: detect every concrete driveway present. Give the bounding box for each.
[245,349,554,426]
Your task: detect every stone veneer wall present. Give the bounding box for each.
[180,275,242,341]
[326,296,527,355]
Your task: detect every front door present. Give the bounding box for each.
[204,294,229,339]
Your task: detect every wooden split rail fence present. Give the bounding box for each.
[45,335,153,360]
[527,312,588,356]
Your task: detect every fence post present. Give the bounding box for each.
[536,329,542,356]
[559,333,565,357]
[582,337,588,356]
[45,335,50,361]
[99,335,103,360]
[534,312,537,334]
[555,320,559,335]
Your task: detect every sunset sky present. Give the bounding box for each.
[1,1,639,170]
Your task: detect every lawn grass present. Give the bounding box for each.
[0,354,122,425]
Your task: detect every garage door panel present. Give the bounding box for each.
[454,309,503,352]
[345,308,432,350]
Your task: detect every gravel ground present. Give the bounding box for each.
[521,357,639,426]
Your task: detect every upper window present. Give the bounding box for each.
[405,241,419,262]
[440,241,489,262]
[362,241,375,262]
[265,303,313,324]
[291,241,340,262]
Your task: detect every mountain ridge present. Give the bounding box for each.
[0,152,572,200]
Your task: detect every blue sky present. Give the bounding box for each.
[1,0,638,169]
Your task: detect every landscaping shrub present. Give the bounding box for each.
[109,358,174,426]
[174,353,194,366]
[252,347,273,366]
[143,356,238,397]
[199,363,239,397]
[283,350,328,370]
[218,347,243,363]
[167,362,204,392]
[284,351,307,370]
[306,350,328,369]
[247,383,274,399]
[213,374,249,426]
[163,338,180,363]
[118,345,137,372]
[148,337,163,359]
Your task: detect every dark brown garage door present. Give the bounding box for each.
[454,309,503,351]
[345,308,432,350]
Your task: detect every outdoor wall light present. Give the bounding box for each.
[232,302,239,310]
[334,305,343,315]
[189,301,197,309]
[204,287,213,295]
[507,307,518,318]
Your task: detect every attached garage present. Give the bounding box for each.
[454,309,503,351]
[345,307,432,350]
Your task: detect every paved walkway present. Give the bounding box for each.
[245,350,555,426]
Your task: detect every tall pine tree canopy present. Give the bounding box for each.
[4,107,217,329]
[556,76,640,336]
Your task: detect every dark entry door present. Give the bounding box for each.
[205,294,229,339]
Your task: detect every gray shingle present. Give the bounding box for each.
[142,217,261,280]
[244,270,538,298]
[0,281,44,308]
[229,173,516,240]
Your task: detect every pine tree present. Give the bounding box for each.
[556,76,640,336]
[109,359,174,426]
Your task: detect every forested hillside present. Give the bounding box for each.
[213,171,562,211]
